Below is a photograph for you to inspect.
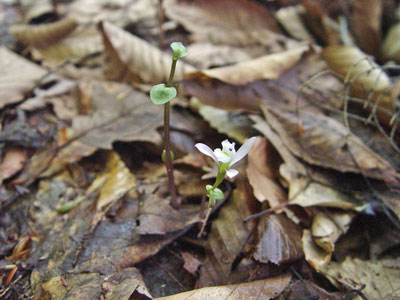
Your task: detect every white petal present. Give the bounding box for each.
[214,148,231,163]
[195,143,218,162]
[226,168,239,178]
[229,137,257,167]
[221,140,236,155]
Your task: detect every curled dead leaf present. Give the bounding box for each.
[246,137,286,206]
[322,46,395,126]
[9,17,78,49]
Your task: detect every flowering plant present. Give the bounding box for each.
[195,137,256,207]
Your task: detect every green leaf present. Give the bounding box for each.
[171,42,187,60]
[150,84,177,105]
[212,188,224,200]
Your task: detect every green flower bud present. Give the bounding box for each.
[171,42,187,60]
[150,83,177,105]
[206,185,224,201]
[161,150,175,162]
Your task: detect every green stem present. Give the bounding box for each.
[164,58,178,208]
[213,170,226,189]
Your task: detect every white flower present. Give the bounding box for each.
[195,137,256,178]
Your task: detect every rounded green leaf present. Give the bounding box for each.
[212,188,224,200]
[171,42,187,60]
[150,84,176,105]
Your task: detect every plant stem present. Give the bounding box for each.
[164,58,179,208]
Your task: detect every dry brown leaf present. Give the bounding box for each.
[186,42,266,69]
[322,46,395,126]
[99,21,195,84]
[21,0,53,22]
[190,98,257,144]
[32,24,103,68]
[180,252,202,275]
[69,0,158,28]
[9,17,78,48]
[0,47,47,108]
[382,23,400,63]
[351,0,382,56]
[254,214,303,265]
[91,152,136,211]
[301,0,343,46]
[72,79,163,149]
[153,273,292,300]
[206,180,258,277]
[261,105,397,181]
[195,46,310,86]
[101,268,152,300]
[275,5,316,43]
[0,147,29,184]
[247,137,286,206]
[311,211,353,253]
[251,115,363,210]
[165,0,282,47]
[283,279,344,300]
[302,229,331,271]
[136,194,199,235]
[322,257,400,299]
[184,75,263,112]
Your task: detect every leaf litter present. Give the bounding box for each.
[1,0,400,299]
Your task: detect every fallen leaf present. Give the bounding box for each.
[72,79,163,149]
[0,47,47,108]
[246,137,286,206]
[9,17,78,48]
[101,268,152,300]
[322,257,400,299]
[186,42,266,69]
[0,147,29,184]
[251,115,363,210]
[93,152,136,211]
[193,46,310,86]
[153,273,292,300]
[69,0,158,28]
[99,21,195,84]
[322,45,395,126]
[261,105,397,181]
[302,229,331,271]
[181,252,202,275]
[190,98,258,144]
[164,0,282,46]
[283,279,344,300]
[311,211,353,253]
[136,194,199,235]
[351,0,382,56]
[382,23,400,63]
[184,75,263,112]
[275,5,316,43]
[32,24,103,68]
[205,180,258,277]
[254,214,303,265]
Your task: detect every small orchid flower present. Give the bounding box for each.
[195,137,256,179]
[195,137,256,208]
